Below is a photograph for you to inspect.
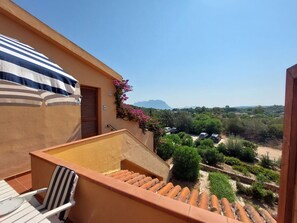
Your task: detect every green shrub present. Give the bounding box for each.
[260,153,274,169]
[177,132,193,147]
[208,172,236,202]
[232,165,250,176]
[251,182,266,201]
[226,136,243,158]
[263,190,275,205]
[156,138,175,160]
[163,134,181,145]
[240,147,256,163]
[202,148,224,166]
[225,136,257,162]
[224,156,242,166]
[242,140,257,149]
[194,138,201,147]
[173,146,201,182]
[200,138,214,148]
[217,143,228,155]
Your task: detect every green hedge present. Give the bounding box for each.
[208,172,236,202]
[173,146,201,182]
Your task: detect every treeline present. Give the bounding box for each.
[140,105,284,144]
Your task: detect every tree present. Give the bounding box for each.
[156,138,175,160]
[192,114,223,135]
[173,146,201,182]
[202,148,224,166]
[174,112,193,133]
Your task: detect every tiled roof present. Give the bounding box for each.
[107,170,277,223]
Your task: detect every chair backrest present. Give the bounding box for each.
[43,165,78,221]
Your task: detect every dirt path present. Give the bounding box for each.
[257,146,282,160]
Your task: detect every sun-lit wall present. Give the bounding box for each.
[44,130,168,180]
[30,141,234,223]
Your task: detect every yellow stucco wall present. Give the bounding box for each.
[111,118,154,151]
[44,130,168,180]
[0,105,81,178]
[46,133,122,174]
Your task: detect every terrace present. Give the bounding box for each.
[3,129,277,223]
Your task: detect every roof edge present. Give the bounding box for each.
[0,0,123,81]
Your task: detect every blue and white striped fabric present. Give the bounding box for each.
[0,34,81,106]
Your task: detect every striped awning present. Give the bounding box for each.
[0,34,81,106]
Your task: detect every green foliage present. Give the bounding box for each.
[225,156,280,184]
[177,132,193,147]
[241,147,256,163]
[173,146,201,182]
[263,190,276,205]
[209,172,236,202]
[224,136,257,162]
[194,138,201,147]
[163,134,181,145]
[260,153,275,170]
[232,165,250,176]
[202,148,224,166]
[224,156,242,166]
[251,182,266,201]
[200,138,214,147]
[174,112,193,133]
[237,181,276,205]
[242,140,257,149]
[217,143,228,155]
[192,114,223,135]
[156,138,175,160]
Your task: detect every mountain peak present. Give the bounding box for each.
[134,100,171,110]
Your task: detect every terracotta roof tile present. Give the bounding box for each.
[149,181,166,193]
[107,170,276,223]
[177,187,190,202]
[140,178,159,189]
[210,195,220,214]
[221,198,235,219]
[157,182,174,196]
[188,189,199,206]
[166,185,181,198]
[132,176,152,187]
[125,174,145,184]
[198,191,209,210]
[245,204,265,223]
[235,202,251,223]
[258,208,277,223]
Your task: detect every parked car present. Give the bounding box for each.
[210,133,221,143]
[198,132,209,139]
[164,127,171,133]
[170,127,178,134]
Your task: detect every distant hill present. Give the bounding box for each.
[134,100,171,110]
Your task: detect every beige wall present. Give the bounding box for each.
[0,106,81,178]
[110,118,154,151]
[44,130,169,180]
[121,132,169,181]
[46,133,122,174]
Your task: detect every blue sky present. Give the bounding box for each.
[14,0,297,108]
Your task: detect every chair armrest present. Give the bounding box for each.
[19,188,47,202]
[42,201,75,219]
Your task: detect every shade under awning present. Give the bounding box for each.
[0,34,81,106]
